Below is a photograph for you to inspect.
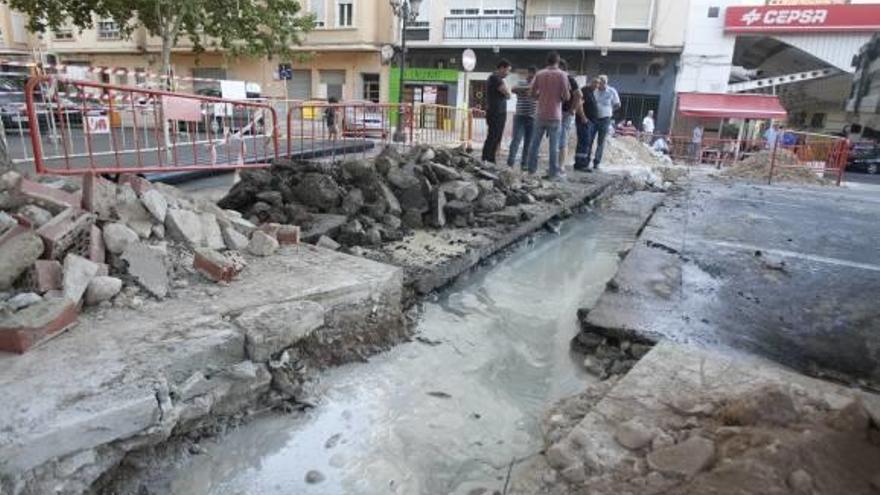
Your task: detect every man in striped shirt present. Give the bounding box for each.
[506,66,537,170]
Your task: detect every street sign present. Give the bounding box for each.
[278,64,293,80]
[86,115,110,134]
[462,49,476,72]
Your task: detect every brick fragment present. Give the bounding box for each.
[36,209,95,260]
[19,179,81,211]
[89,225,105,264]
[32,260,63,293]
[81,173,117,219]
[0,299,78,353]
[276,225,301,245]
[193,248,246,283]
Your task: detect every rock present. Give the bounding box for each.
[419,147,436,163]
[84,276,123,305]
[444,200,473,217]
[787,469,813,494]
[115,185,154,238]
[365,227,382,246]
[647,436,715,478]
[152,224,165,240]
[301,214,348,242]
[498,168,521,190]
[375,182,401,216]
[221,224,250,251]
[294,173,340,210]
[342,188,365,216]
[0,211,17,234]
[387,166,421,191]
[429,189,446,228]
[476,191,507,213]
[440,181,480,202]
[200,213,225,250]
[7,292,42,311]
[255,190,283,207]
[827,399,870,432]
[18,205,53,228]
[237,300,324,362]
[103,223,139,255]
[651,431,675,451]
[221,215,258,237]
[430,162,462,181]
[0,230,44,290]
[476,169,500,181]
[614,419,656,450]
[402,210,423,229]
[140,189,168,223]
[381,214,402,230]
[165,209,204,247]
[305,470,325,484]
[718,386,799,427]
[248,231,279,257]
[316,235,340,251]
[62,254,100,304]
[342,158,375,182]
[337,219,366,246]
[396,180,429,215]
[121,242,170,298]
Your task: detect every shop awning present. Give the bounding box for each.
[677,93,787,119]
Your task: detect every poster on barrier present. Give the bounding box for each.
[163,95,201,122]
[86,115,110,134]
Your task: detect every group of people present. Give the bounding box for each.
[481,51,623,180]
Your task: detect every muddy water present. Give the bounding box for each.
[168,213,633,495]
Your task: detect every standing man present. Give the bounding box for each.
[575,77,599,171]
[557,59,582,176]
[763,122,780,149]
[482,59,512,164]
[590,74,620,170]
[527,52,570,180]
[507,66,537,170]
[690,124,704,162]
[641,110,655,142]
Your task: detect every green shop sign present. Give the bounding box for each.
[388,67,460,105]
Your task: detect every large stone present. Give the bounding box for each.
[236,300,325,362]
[140,189,168,223]
[476,191,507,213]
[787,469,813,494]
[429,162,462,181]
[440,181,480,202]
[342,188,365,216]
[200,213,226,250]
[342,158,376,183]
[337,220,366,246]
[247,231,279,257]
[62,254,100,304]
[294,173,340,210]
[84,276,123,305]
[18,205,53,228]
[121,242,170,298]
[387,166,421,191]
[402,210,423,229]
[115,185,154,238]
[429,189,446,228]
[374,146,402,176]
[0,229,44,290]
[221,224,250,251]
[165,209,204,247]
[646,436,715,478]
[827,399,870,432]
[376,182,401,216]
[316,235,340,251]
[301,214,349,243]
[102,223,139,255]
[614,419,656,451]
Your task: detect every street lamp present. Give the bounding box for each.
[390,0,422,143]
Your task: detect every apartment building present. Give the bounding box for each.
[401,0,689,132]
[846,33,880,138]
[0,5,35,64]
[38,0,396,102]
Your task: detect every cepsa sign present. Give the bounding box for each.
[725,4,880,32]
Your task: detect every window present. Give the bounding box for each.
[11,13,28,43]
[97,20,120,40]
[618,63,638,75]
[115,72,129,86]
[337,1,353,27]
[54,25,74,41]
[707,6,720,18]
[483,9,514,15]
[362,73,380,103]
[311,0,325,27]
[320,70,346,100]
[612,29,650,43]
[648,63,662,76]
[134,68,147,85]
[450,8,479,15]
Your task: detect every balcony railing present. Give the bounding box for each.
[443,14,594,41]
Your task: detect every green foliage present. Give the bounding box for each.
[10,0,314,61]
[721,123,741,139]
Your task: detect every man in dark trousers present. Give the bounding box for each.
[575,77,599,171]
[482,59,512,164]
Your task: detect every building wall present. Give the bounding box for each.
[0,5,35,55]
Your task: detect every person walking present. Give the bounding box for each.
[641,110,655,142]
[590,74,620,169]
[527,52,570,180]
[574,77,599,171]
[481,59,512,164]
[557,59,582,176]
[507,66,537,170]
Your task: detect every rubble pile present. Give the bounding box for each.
[218,145,562,249]
[722,148,829,185]
[0,170,299,353]
[604,136,672,167]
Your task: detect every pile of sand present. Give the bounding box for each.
[604,136,670,167]
[722,149,830,185]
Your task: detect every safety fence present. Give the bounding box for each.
[11,76,487,176]
[656,131,849,185]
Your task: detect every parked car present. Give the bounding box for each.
[193,88,265,135]
[0,92,52,132]
[847,141,880,174]
[342,100,387,139]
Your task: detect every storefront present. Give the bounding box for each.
[389,67,461,107]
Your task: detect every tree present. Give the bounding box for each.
[10,0,314,85]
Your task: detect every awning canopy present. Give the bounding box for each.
[677,93,787,120]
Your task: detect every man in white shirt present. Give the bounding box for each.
[641,110,655,142]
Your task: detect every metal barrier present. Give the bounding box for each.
[18,76,279,175]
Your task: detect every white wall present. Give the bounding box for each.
[675,0,747,93]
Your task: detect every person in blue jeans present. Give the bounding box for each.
[526,52,570,179]
[556,59,582,176]
[589,75,620,169]
[507,66,537,170]
[575,77,599,170]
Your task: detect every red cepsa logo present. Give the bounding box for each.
[740,7,828,26]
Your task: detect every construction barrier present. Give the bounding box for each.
[19,76,279,175]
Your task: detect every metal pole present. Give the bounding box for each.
[393,3,408,143]
[767,134,779,185]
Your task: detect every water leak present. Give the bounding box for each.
[168,212,635,495]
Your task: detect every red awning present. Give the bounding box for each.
[677,93,787,120]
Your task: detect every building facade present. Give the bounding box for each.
[400,0,690,132]
[36,0,396,102]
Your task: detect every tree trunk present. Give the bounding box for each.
[160,33,174,162]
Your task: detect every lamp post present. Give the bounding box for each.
[390,0,422,143]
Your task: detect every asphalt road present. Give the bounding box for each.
[844,171,880,185]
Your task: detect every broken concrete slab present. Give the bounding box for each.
[0,227,44,290]
[140,189,168,224]
[84,276,123,306]
[221,224,249,251]
[200,213,225,250]
[114,185,153,239]
[102,223,139,255]
[247,231,279,257]
[164,209,203,247]
[121,242,170,298]
[7,292,41,311]
[236,300,325,362]
[62,254,99,304]
[300,214,348,243]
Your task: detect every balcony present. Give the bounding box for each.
[443,14,594,41]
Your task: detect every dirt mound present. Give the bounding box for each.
[604,136,671,167]
[722,149,830,185]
